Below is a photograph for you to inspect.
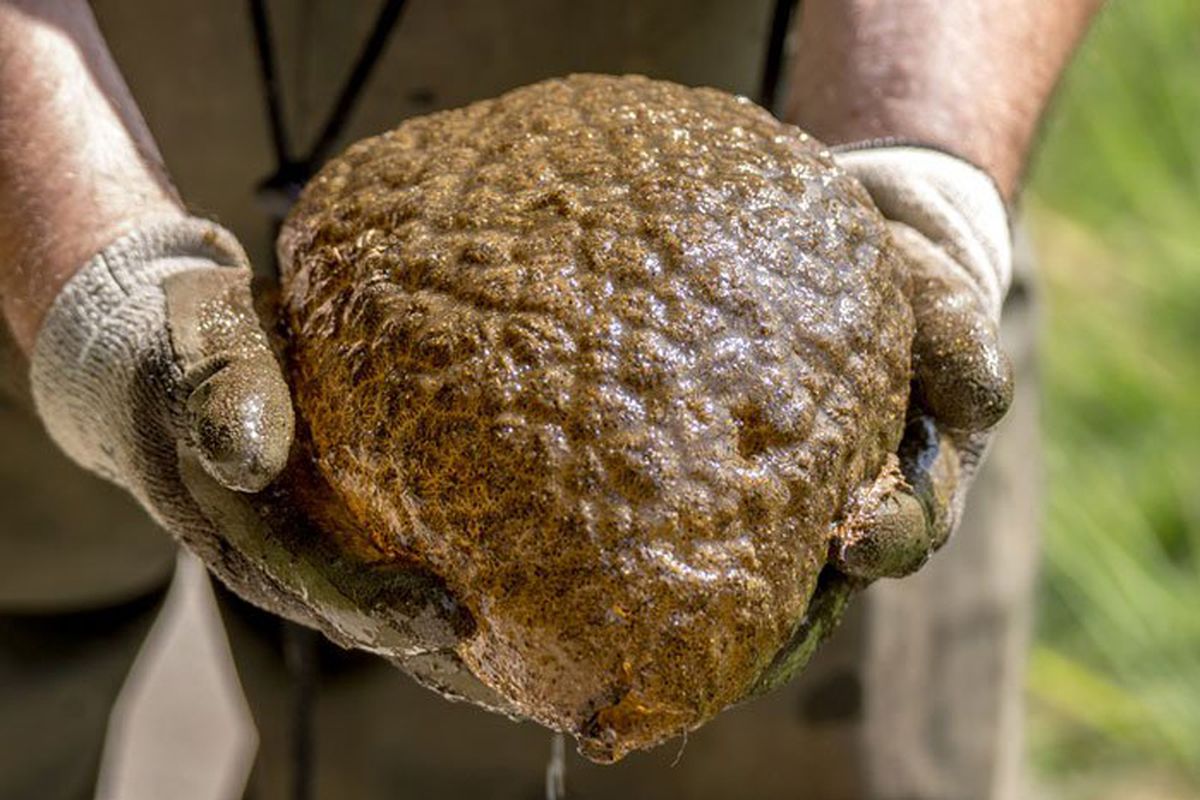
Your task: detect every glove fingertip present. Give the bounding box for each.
[835,487,930,580]
[911,292,1014,433]
[188,355,295,492]
[918,335,1013,433]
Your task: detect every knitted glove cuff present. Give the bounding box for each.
[832,145,1012,319]
[31,215,249,487]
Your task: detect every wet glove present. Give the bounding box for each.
[833,145,1014,570]
[29,214,472,665]
[29,214,296,583]
[31,214,293,496]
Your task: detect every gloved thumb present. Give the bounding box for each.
[889,223,1014,433]
[165,267,294,492]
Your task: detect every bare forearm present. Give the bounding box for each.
[783,0,1103,201]
[0,0,180,355]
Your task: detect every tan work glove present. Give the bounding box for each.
[29,213,299,585]
[834,145,1014,564]
[29,215,481,691]
[31,215,293,499]
[29,215,308,601]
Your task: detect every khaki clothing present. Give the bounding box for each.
[0,2,1040,798]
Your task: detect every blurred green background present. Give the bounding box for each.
[1026,2,1200,798]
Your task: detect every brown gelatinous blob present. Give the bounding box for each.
[279,74,913,761]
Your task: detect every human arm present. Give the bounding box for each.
[0,0,292,494]
[783,0,1104,202]
[780,1,1103,572]
[0,3,461,654]
[0,0,181,355]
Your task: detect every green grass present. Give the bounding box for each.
[1026,1,1200,794]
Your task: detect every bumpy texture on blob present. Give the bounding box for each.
[280,74,913,760]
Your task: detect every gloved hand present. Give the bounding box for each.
[31,215,293,500]
[834,145,1014,565]
[28,214,479,675]
[28,214,302,593]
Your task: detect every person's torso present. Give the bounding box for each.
[93,0,779,269]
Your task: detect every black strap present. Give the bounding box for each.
[307,0,410,168]
[249,0,410,228]
[758,0,801,112]
[248,0,293,169]
[282,624,319,800]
